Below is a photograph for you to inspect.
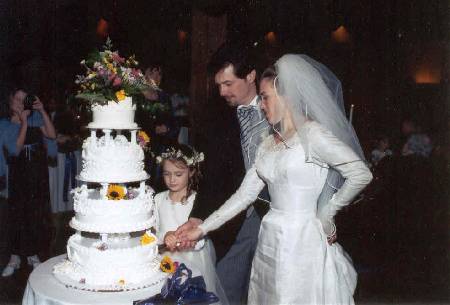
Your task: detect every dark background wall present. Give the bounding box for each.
[0,0,447,151]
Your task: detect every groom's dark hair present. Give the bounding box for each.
[208,42,258,79]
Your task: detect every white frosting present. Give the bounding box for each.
[53,234,164,290]
[70,185,156,233]
[88,97,138,129]
[55,102,163,291]
[78,134,149,183]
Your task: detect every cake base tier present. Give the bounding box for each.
[53,259,166,292]
[53,234,162,291]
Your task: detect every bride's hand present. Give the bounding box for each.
[327,232,337,245]
[177,227,204,243]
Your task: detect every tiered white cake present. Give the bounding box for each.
[53,99,165,291]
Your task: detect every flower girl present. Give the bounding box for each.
[154,144,227,304]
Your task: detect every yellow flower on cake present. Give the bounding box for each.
[106,184,125,200]
[138,131,150,144]
[160,256,176,273]
[115,90,126,101]
[140,232,156,246]
[118,279,125,285]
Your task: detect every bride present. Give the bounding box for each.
[178,54,373,304]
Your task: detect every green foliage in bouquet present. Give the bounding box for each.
[133,94,169,116]
[75,38,158,104]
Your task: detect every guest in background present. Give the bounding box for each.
[143,62,179,144]
[402,132,433,158]
[169,80,190,145]
[53,102,83,209]
[398,118,433,157]
[371,135,393,167]
[139,62,179,191]
[1,87,56,277]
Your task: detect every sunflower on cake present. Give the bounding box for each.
[52,39,166,292]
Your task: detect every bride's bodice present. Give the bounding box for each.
[255,136,328,213]
[199,123,372,235]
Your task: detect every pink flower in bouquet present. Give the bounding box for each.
[97,68,106,77]
[112,76,122,87]
[131,68,142,77]
[112,52,125,64]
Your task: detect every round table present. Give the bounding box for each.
[22,255,164,305]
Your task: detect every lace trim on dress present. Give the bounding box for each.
[260,134,301,153]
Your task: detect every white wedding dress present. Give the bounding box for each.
[199,122,373,305]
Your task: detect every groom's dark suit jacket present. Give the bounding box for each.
[189,97,247,260]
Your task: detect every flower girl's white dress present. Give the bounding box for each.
[154,191,227,304]
[199,122,373,305]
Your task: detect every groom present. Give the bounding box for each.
[176,44,270,304]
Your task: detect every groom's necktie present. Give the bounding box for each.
[237,106,257,154]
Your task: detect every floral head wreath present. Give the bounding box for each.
[156,147,205,166]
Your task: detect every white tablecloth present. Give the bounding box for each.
[22,255,164,305]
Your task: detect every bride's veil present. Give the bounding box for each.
[274,54,366,210]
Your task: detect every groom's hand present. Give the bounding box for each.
[178,227,204,245]
[174,218,203,250]
[175,218,203,236]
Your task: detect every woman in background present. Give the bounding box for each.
[1,88,56,277]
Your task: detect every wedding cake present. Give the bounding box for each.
[88,97,137,129]
[53,99,165,291]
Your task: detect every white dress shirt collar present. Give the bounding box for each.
[237,95,259,109]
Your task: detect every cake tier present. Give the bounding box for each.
[70,185,155,233]
[88,97,138,129]
[53,233,165,291]
[78,134,148,183]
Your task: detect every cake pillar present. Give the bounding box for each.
[139,181,145,196]
[131,130,137,144]
[90,130,96,143]
[100,183,108,199]
[103,129,112,144]
[100,233,108,243]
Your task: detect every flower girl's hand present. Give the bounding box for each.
[164,231,178,251]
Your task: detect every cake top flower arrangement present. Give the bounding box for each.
[75,37,158,104]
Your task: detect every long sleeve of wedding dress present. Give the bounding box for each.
[198,167,265,234]
[307,123,373,222]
